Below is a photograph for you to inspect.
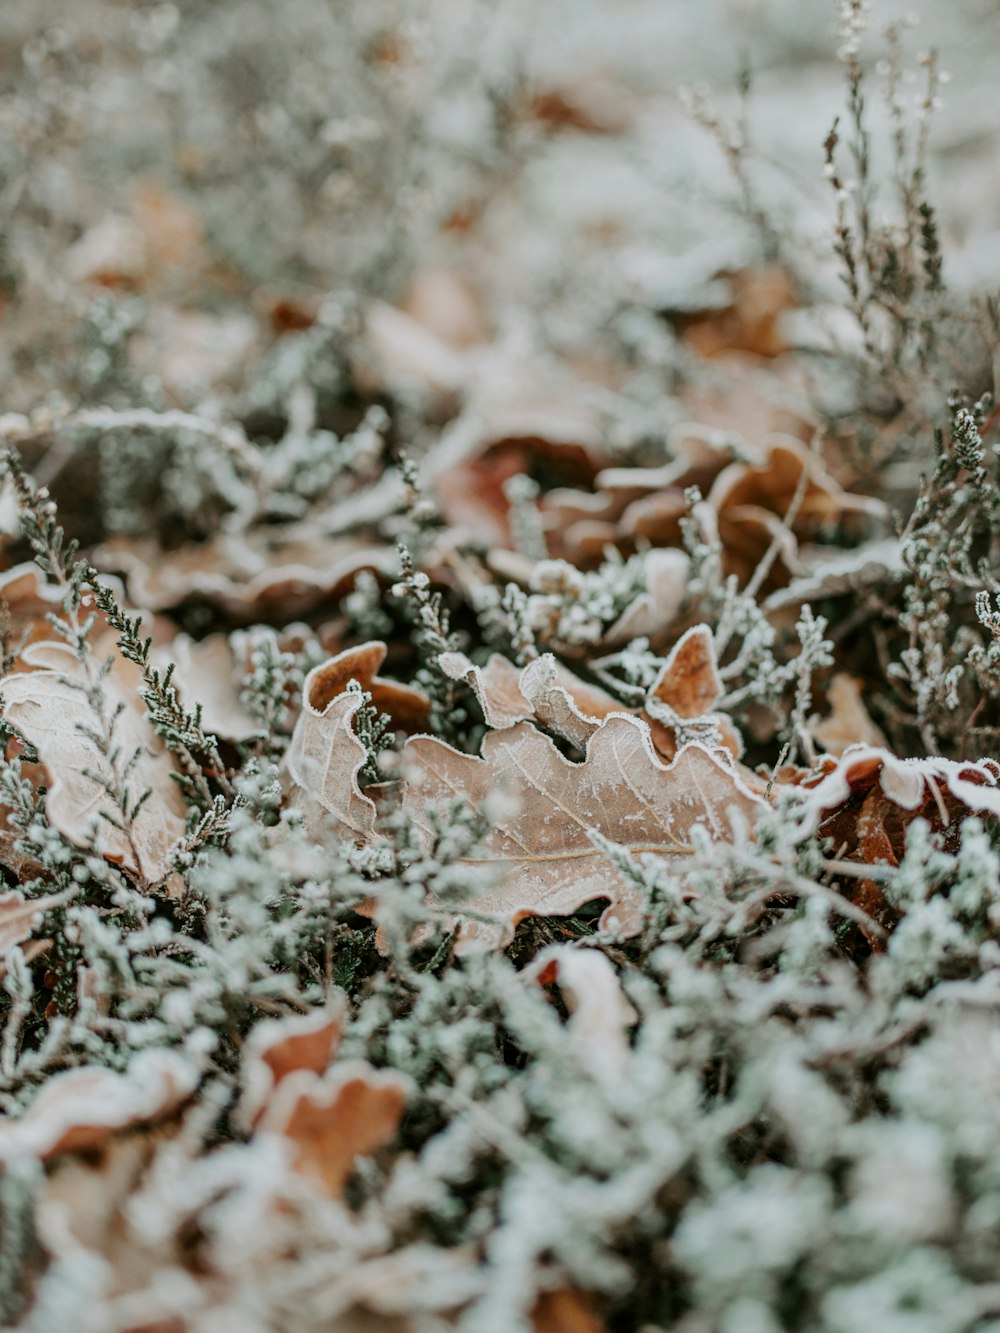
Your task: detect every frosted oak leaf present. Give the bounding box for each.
[402,713,763,949]
[285,642,430,837]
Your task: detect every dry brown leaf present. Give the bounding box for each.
[402,714,763,949]
[257,1060,410,1199]
[440,651,534,730]
[520,655,629,747]
[813,673,888,756]
[431,358,608,546]
[164,632,263,743]
[440,650,625,745]
[544,424,745,563]
[1,641,187,884]
[531,1288,608,1333]
[238,1005,345,1131]
[603,548,688,646]
[763,537,906,613]
[303,641,430,732]
[709,435,884,584]
[0,1051,197,1161]
[285,662,377,840]
[794,748,1000,830]
[645,625,744,761]
[675,266,796,359]
[443,640,743,760]
[99,533,394,617]
[791,747,1000,942]
[649,625,722,719]
[0,562,116,662]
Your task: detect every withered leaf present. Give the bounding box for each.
[0,1050,197,1161]
[812,673,888,756]
[532,1289,608,1333]
[100,532,394,617]
[164,632,263,743]
[0,888,71,958]
[257,1060,410,1199]
[791,746,1000,943]
[709,434,884,585]
[285,667,376,839]
[238,1005,345,1131]
[1,642,187,884]
[603,548,688,645]
[304,641,430,732]
[649,625,722,719]
[402,714,763,949]
[441,649,626,745]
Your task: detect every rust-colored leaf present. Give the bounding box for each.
[238,1005,345,1131]
[532,1288,608,1333]
[257,1061,410,1199]
[649,625,722,719]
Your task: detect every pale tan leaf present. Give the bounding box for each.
[440,650,627,745]
[402,714,763,949]
[0,888,71,957]
[439,651,533,730]
[603,549,688,645]
[0,1050,197,1161]
[285,659,377,839]
[0,642,187,883]
[164,632,263,743]
[520,655,629,747]
[813,673,888,756]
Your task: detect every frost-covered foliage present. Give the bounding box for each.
[2,1,1000,1330]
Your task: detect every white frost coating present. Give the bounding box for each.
[791,745,1000,840]
[0,1050,198,1160]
